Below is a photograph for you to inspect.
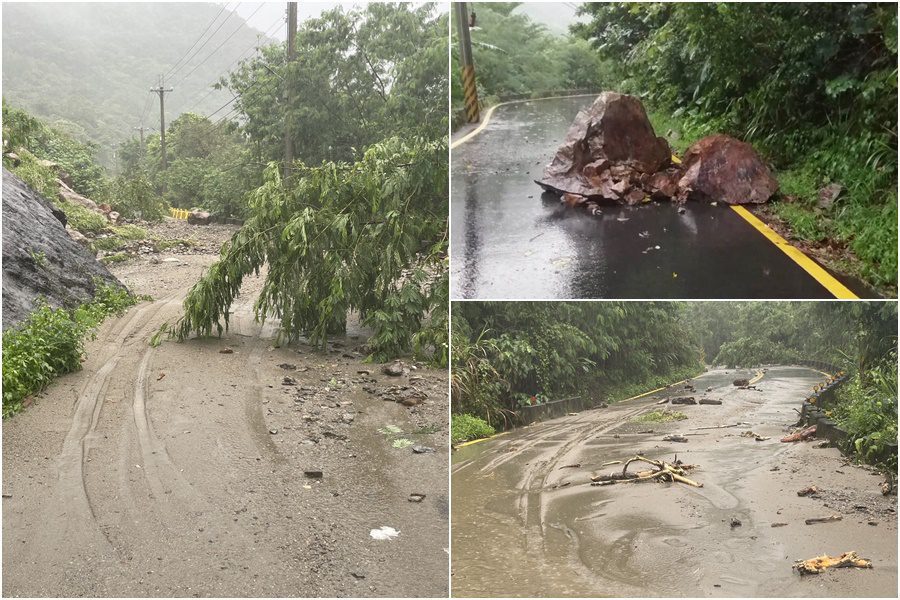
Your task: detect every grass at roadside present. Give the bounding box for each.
[648,109,896,294]
[2,281,141,417]
[451,413,496,444]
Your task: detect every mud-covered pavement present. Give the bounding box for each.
[2,221,449,597]
[450,96,870,299]
[451,366,897,597]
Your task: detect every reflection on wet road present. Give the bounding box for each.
[451,367,897,597]
[451,96,861,299]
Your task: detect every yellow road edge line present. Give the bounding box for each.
[621,378,690,403]
[730,205,858,299]
[748,369,765,385]
[455,431,509,448]
[450,93,599,150]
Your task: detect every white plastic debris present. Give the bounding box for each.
[370,526,400,541]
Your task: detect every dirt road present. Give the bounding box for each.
[2,223,449,597]
[451,366,897,597]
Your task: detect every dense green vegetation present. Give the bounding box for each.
[149,4,449,364]
[1,2,267,167]
[574,3,898,290]
[451,302,703,428]
[450,3,608,124]
[2,282,140,418]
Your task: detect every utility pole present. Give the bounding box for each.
[284,2,297,180]
[455,2,480,123]
[132,125,153,156]
[150,76,174,170]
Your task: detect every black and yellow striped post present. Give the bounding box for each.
[455,2,480,123]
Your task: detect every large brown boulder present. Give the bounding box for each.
[676,134,778,204]
[187,210,211,225]
[538,92,671,201]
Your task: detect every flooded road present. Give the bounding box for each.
[450,96,867,299]
[451,367,897,597]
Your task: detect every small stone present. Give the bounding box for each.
[304,470,323,479]
[341,413,355,424]
[382,362,404,377]
[408,493,426,503]
[219,347,234,354]
[412,445,434,454]
[730,517,742,528]
[269,429,278,435]
[278,363,297,370]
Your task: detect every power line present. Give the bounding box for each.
[171,3,264,91]
[164,2,232,81]
[179,15,285,115]
[167,2,240,84]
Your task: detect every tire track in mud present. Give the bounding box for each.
[17,291,185,592]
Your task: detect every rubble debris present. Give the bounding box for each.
[219,347,234,354]
[559,463,582,469]
[740,431,770,442]
[676,134,778,204]
[793,551,871,575]
[781,425,816,443]
[382,362,405,377]
[408,493,426,503]
[797,486,820,497]
[304,469,324,479]
[662,434,689,443]
[278,363,297,370]
[590,455,702,488]
[187,210,211,225]
[771,523,788,528]
[805,515,842,525]
[732,378,750,387]
[412,445,434,454]
[730,517,742,528]
[670,397,697,405]
[699,399,722,405]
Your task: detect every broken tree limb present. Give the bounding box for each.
[794,551,872,575]
[590,454,702,488]
[805,515,842,525]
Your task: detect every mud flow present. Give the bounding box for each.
[451,367,897,597]
[2,231,449,598]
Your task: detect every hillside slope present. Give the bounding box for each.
[1,2,276,166]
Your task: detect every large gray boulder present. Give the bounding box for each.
[2,169,122,330]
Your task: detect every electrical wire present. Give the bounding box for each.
[164,1,232,81]
[171,3,264,90]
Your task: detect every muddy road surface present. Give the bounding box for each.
[451,366,896,597]
[3,222,449,597]
[451,96,870,299]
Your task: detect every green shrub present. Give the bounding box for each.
[834,352,898,471]
[2,281,138,417]
[55,201,107,234]
[7,149,58,197]
[451,413,496,444]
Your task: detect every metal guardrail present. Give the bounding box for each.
[169,207,189,220]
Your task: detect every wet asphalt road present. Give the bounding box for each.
[451,96,863,299]
[451,367,898,597]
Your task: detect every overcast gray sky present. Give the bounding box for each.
[227,1,443,41]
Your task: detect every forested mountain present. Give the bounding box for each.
[1,2,275,166]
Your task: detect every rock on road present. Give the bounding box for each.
[450,96,870,299]
[2,235,449,598]
[451,366,897,598]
